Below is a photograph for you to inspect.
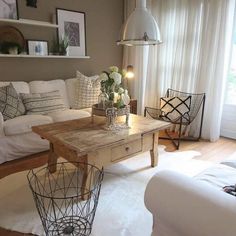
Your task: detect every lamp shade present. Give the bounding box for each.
[126,65,134,79]
[117,0,162,46]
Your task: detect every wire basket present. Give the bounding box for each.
[27,162,104,236]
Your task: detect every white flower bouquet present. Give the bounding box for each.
[99,66,129,108]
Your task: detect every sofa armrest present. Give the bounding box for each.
[0,112,5,136]
[144,170,236,236]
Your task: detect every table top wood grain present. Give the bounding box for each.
[32,114,171,154]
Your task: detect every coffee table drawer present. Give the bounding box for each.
[111,139,142,161]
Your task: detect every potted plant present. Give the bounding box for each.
[0,41,22,55]
[58,35,69,56]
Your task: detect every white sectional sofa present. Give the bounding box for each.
[0,79,92,164]
[145,161,236,236]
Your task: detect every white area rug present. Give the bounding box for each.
[0,146,215,236]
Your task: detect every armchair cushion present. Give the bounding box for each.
[0,83,25,121]
[160,96,191,123]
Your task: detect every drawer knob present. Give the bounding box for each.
[125,147,130,152]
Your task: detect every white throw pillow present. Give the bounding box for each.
[73,71,101,109]
[21,90,66,115]
[160,96,191,122]
[29,80,70,108]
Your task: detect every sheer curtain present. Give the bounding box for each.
[123,0,235,141]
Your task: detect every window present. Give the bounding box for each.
[225,29,236,105]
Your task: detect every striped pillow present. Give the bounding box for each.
[21,90,66,115]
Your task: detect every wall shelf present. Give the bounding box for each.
[0,18,58,28]
[0,54,90,59]
[0,19,90,59]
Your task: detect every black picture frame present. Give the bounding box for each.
[56,8,87,57]
[0,0,19,20]
[27,40,49,56]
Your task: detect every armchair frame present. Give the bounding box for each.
[145,89,206,149]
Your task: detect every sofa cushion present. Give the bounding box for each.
[4,115,53,136]
[65,78,78,108]
[21,91,67,115]
[0,112,4,136]
[29,80,69,108]
[0,83,26,121]
[73,72,101,109]
[0,82,30,94]
[47,109,91,122]
[194,165,236,189]
[80,107,92,114]
[221,155,236,169]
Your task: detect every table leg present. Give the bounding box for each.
[150,132,159,167]
[80,155,96,200]
[48,143,58,173]
[81,164,91,200]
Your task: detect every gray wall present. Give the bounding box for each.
[0,0,124,81]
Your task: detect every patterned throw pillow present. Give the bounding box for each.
[160,96,191,122]
[21,90,66,115]
[73,72,101,109]
[0,83,25,121]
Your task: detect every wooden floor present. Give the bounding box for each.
[160,137,236,162]
[0,137,236,236]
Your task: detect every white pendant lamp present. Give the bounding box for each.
[117,0,162,46]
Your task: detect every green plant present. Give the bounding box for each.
[0,41,22,54]
[58,35,69,55]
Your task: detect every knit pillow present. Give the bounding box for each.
[160,96,191,122]
[0,83,25,121]
[21,90,66,115]
[73,72,101,109]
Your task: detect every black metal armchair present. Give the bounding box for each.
[144,89,206,149]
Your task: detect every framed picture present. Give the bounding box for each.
[56,8,86,56]
[27,40,49,56]
[0,0,19,19]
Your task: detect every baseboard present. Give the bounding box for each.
[220,129,236,140]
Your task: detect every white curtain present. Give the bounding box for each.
[123,0,235,141]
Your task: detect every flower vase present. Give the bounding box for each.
[98,92,109,109]
[122,90,130,106]
[106,100,114,108]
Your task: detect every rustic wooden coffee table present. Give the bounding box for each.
[32,115,170,193]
